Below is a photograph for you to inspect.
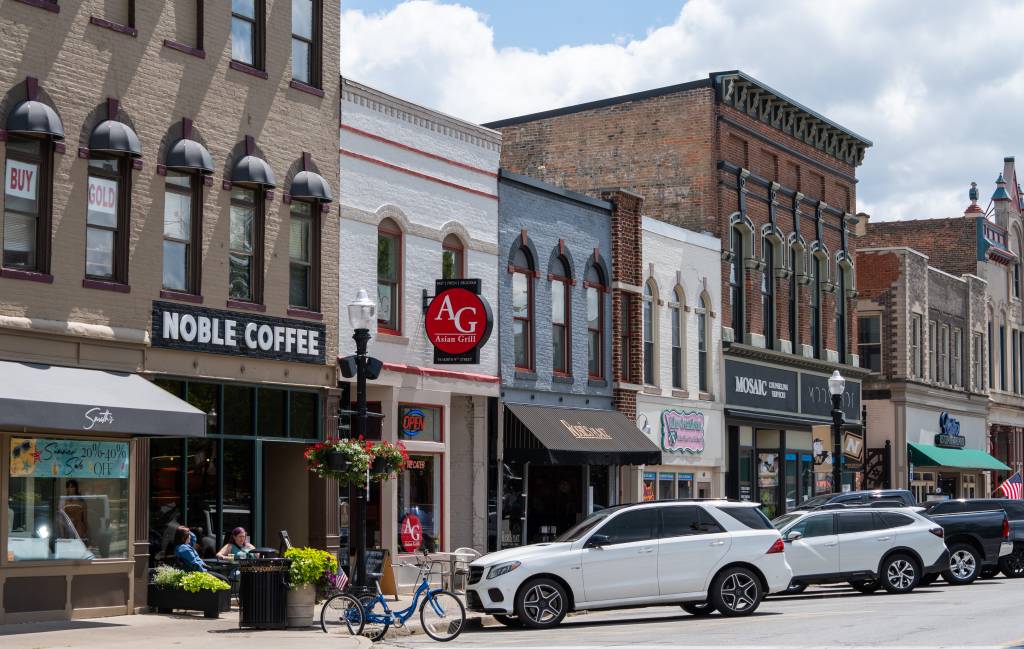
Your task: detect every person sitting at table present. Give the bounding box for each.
[217,527,255,561]
[172,525,228,582]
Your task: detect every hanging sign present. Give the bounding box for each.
[935,412,966,448]
[424,278,493,364]
[842,431,865,464]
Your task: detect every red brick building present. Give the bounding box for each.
[486,71,873,513]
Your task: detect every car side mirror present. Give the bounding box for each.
[785,531,803,542]
[586,533,610,549]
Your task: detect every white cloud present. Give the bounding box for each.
[341,0,1024,221]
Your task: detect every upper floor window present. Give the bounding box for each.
[441,233,464,280]
[550,255,571,374]
[938,324,949,384]
[231,0,265,68]
[810,255,822,358]
[952,327,963,388]
[836,268,847,364]
[989,321,995,389]
[972,332,984,391]
[857,314,880,372]
[585,263,605,379]
[729,227,744,338]
[162,171,201,293]
[698,294,710,393]
[3,136,52,272]
[910,314,922,378]
[86,156,129,282]
[928,320,937,381]
[510,245,534,370]
[291,0,321,87]
[789,247,799,351]
[228,187,261,302]
[289,200,319,310]
[621,293,634,383]
[377,217,402,333]
[671,286,684,390]
[1001,325,1007,391]
[1014,241,1022,299]
[761,240,774,348]
[643,279,657,385]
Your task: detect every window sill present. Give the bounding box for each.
[160,289,203,304]
[587,377,608,387]
[229,60,268,80]
[514,370,537,381]
[376,331,410,344]
[0,268,53,283]
[287,307,323,321]
[83,278,130,293]
[671,389,690,399]
[642,385,661,395]
[163,39,205,59]
[698,391,715,401]
[552,374,574,384]
[289,79,324,97]
[89,15,137,37]
[14,0,59,12]
[226,299,266,312]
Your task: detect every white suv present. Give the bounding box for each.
[466,500,792,628]
[772,507,949,594]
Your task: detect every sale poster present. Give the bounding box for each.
[5,159,37,200]
[10,437,129,479]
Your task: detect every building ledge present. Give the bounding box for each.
[724,341,873,378]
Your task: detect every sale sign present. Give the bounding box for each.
[424,278,493,364]
[5,159,37,200]
[400,513,423,553]
[88,176,118,215]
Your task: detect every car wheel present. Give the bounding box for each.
[919,573,939,586]
[942,544,981,585]
[514,578,568,629]
[848,579,880,594]
[681,601,716,616]
[999,554,1024,579]
[492,614,521,628]
[709,567,763,617]
[881,554,919,594]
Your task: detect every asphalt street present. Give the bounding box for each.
[383,577,1024,649]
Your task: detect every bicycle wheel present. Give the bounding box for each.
[320,593,365,636]
[419,589,466,642]
[359,595,391,642]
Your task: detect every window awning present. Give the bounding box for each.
[289,170,333,202]
[89,119,142,157]
[908,442,1010,471]
[231,154,276,188]
[504,403,660,466]
[166,138,214,174]
[6,100,64,139]
[0,361,206,437]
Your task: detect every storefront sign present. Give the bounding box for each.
[401,409,426,437]
[424,278,493,364]
[10,437,129,479]
[88,176,117,214]
[800,373,861,421]
[400,513,423,553]
[935,412,966,448]
[5,159,37,199]
[560,420,612,440]
[842,431,865,464]
[660,409,705,454]
[725,360,798,412]
[151,301,326,364]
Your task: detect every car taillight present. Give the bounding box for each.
[929,527,944,539]
[766,538,785,554]
[1003,518,1010,539]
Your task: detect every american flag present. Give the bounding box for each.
[997,472,1023,499]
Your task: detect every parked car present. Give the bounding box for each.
[772,507,947,595]
[465,500,792,628]
[922,506,1011,585]
[923,499,1023,579]
[793,489,918,511]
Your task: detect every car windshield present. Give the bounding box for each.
[772,513,803,531]
[554,509,615,542]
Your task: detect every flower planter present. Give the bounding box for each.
[148,583,231,619]
[286,583,316,627]
[325,450,350,471]
[371,456,388,474]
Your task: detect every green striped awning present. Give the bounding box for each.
[908,442,1011,471]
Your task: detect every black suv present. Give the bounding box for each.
[924,499,1024,578]
[794,489,918,511]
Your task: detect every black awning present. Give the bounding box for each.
[89,119,142,157]
[166,138,214,174]
[504,403,660,466]
[289,170,333,202]
[724,407,863,431]
[6,100,64,139]
[232,154,276,187]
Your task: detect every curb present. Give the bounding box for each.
[402,614,489,637]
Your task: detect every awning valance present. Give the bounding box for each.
[89,119,142,157]
[166,138,214,174]
[231,154,276,188]
[0,361,206,437]
[289,170,333,202]
[908,442,1010,472]
[6,100,64,139]
[504,403,660,466]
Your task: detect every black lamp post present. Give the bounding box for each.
[828,370,846,494]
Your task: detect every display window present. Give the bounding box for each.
[658,472,674,500]
[677,473,693,499]
[642,472,656,502]
[8,437,130,561]
[398,404,442,443]
[397,454,441,553]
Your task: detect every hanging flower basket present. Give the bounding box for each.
[304,438,371,486]
[368,440,410,482]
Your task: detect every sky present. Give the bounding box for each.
[340,0,1024,222]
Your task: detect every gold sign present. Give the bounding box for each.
[560,420,612,440]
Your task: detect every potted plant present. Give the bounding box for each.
[369,440,409,482]
[304,437,372,486]
[284,546,338,627]
[148,565,231,619]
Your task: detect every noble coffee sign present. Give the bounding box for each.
[424,279,493,364]
[151,301,326,364]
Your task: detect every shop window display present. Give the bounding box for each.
[398,404,441,442]
[642,472,656,502]
[397,454,440,553]
[658,472,673,500]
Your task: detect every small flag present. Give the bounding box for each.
[997,471,1023,499]
[330,567,349,592]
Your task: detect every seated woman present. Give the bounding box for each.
[217,527,255,561]
[173,525,227,582]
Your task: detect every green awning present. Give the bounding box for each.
[908,442,1011,471]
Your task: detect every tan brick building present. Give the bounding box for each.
[487,71,872,514]
[0,0,340,621]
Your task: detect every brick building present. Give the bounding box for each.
[486,71,871,514]
[0,1,340,621]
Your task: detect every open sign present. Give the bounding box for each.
[401,409,426,437]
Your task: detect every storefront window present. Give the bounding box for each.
[257,388,286,437]
[785,453,798,510]
[222,439,254,541]
[642,472,656,502]
[398,404,441,442]
[289,391,319,439]
[397,454,440,553]
[224,384,254,436]
[185,437,218,556]
[757,451,780,518]
[500,461,524,548]
[150,437,184,562]
[658,472,673,500]
[676,473,693,499]
[8,437,130,561]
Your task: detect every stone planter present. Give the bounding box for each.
[148,584,231,619]
[286,583,316,627]
[325,450,350,471]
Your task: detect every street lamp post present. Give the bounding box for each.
[828,370,846,494]
[346,289,376,597]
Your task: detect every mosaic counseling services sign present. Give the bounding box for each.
[10,438,129,479]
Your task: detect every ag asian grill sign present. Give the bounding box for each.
[424,279,493,364]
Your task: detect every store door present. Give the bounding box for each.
[938,475,959,499]
[526,465,583,543]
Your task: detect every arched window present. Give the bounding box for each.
[810,255,822,358]
[671,286,685,389]
[789,247,799,351]
[643,279,657,385]
[836,267,847,364]
[729,226,744,338]
[761,239,774,348]
[698,294,710,393]
[163,123,214,297]
[442,233,464,280]
[377,217,402,333]
[1014,238,1022,300]
[511,245,535,370]
[550,255,571,374]
[585,264,606,378]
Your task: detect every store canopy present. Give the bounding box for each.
[89,119,142,157]
[0,361,206,437]
[166,138,214,174]
[6,100,64,139]
[504,403,660,466]
[289,170,333,202]
[908,442,1010,471]
[231,154,276,187]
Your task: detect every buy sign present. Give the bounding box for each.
[5,159,37,200]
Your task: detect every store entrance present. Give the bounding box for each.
[938,474,959,499]
[263,442,310,548]
[526,465,584,544]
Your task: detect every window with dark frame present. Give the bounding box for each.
[510,245,534,371]
[586,264,604,379]
[671,287,684,390]
[761,240,774,348]
[162,171,202,294]
[789,247,799,351]
[938,324,949,384]
[231,0,264,69]
[620,293,633,383]
[86,156,129,283]
[165,0,205,54]
[441,233,463,280]
[291,0,321,87]
[550,256,571,374]
[810,255,822,358]
[836,268,847,364]
[1001,324,1007,391]
[928,320,937,381]
[289,200,320,310]
[729,227,743,338]
[228,186,261,302]
[698,294,709,393]
[972,332,984,391]
[857,314,881,372]
[989,321,995,390]
[952,326,963,388]
[377,218,402,333]
[3,136,52,272]
[910,314,922,378]
[643,280,656,385]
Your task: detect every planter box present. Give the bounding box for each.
[148,584,231,619]
[325,450,350,471]
[286,583,316,627]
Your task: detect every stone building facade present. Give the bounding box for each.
[0,0,340,621]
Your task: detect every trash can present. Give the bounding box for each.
[238,558,292,629]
